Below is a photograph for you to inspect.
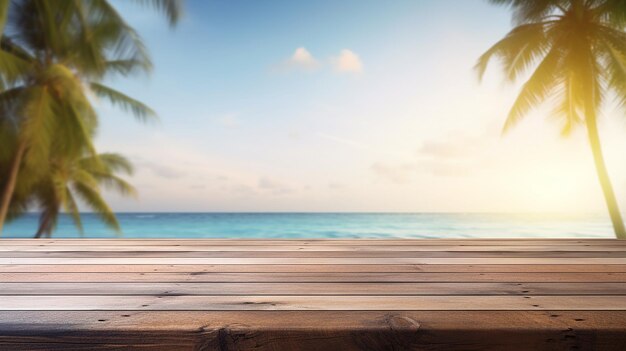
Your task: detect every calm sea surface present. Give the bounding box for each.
[2,213,616,238]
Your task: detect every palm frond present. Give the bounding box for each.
[77,153,136,196]
[597,26,626,108]
[51,172,68,212]
[73,181,121,233]
[64,188,84,236]
[475,22,551,82]
[49,101,96,162]
[98,174,137,197]
[0,118,17,161]
[133,0,183,26]
[489,0,568,24]
[70,0,107,76]
[0,36,33,89]
[18,86,57,172]
[73,169,100,189]
[34,0,64,55]
[0,86,25,120]
[0,37,36,62]
[550,70,582,136]
[90,82,156,122]
[82,153,134,175]
[0,0,9,38]
[83,0,153,73]
[503,46,565,132]
[596,0,626,27]
[104,59,150,77]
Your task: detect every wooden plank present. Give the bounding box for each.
[3,250,625,258]
[3,244,626,251]
[1,311,625,351]
[1,239,621,246]
[3,264,626,273]
[1,282,624,295]
[0,263,624,273]
[1,238,626,350]
[3,257,626,264]
[2,272,625,282]
[2,310,624,332]
[2,295,626,310]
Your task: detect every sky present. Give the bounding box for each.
[96,0,626,213]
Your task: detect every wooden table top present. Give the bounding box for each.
[1,238,625,350]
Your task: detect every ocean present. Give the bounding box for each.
[1,212,616,238]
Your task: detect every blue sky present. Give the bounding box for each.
[96,0,626,213]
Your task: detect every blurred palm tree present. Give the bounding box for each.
[7,153,136,238]
[477,0,626,238]
[0,0,182,235]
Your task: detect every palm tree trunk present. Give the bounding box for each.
[34,211,53,239]
[34,221,47,238]
[586,116,626,239]
[0,139,27,236]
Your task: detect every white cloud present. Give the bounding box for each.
[276,48,363,74]
[331,49,363,74]
[283,47,319,70]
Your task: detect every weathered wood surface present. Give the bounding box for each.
[5,257,626,264]
[3,295,626,310]
[2,272,625,282]
[1,238,625,350]
[2,311,626,351]
[2,263,625,272]
[2,282,625,295]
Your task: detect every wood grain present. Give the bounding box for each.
[3,295,626,310]
[1,238,626,350]
[1,282,624,295]
[3,244,626,251]
[4,257,626,264]
[3,272,625,282]
[2,311,625,350]
[2,264,626,273]
[4,250,626,257]
[1,238,622,245]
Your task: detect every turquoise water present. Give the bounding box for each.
[2,213,616,238]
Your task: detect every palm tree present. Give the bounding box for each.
[0,0,182,235]
[477,0,626,238]
[5,151,136,238]
[29,153,136,238]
